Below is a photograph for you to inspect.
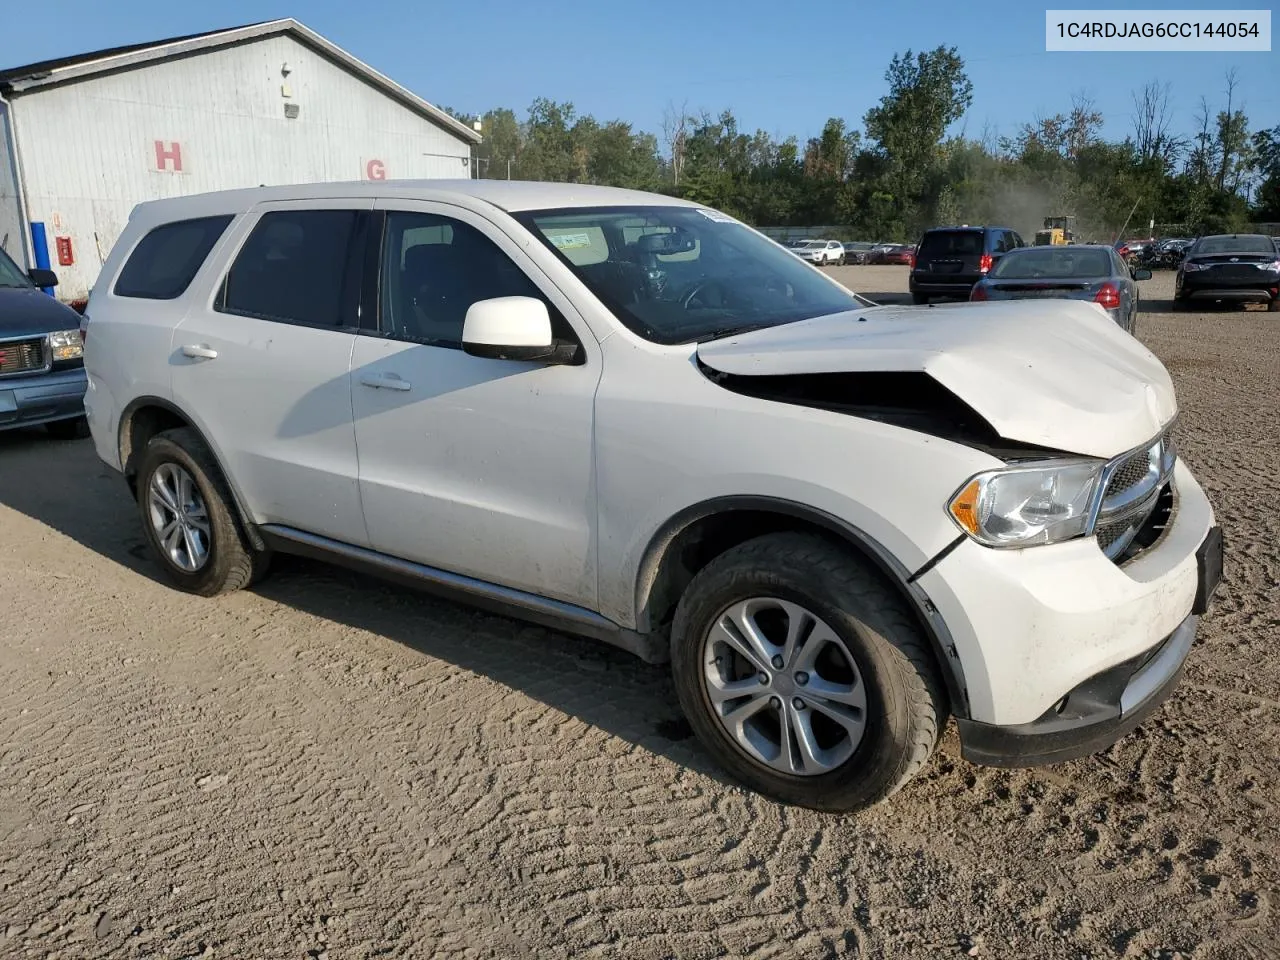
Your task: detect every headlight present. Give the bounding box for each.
[948,461,1103,547]
[48,329,84,361]
[1181,262,1206,272]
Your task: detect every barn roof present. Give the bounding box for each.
[0,18,481,144]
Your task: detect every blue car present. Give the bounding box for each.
[0,245,88,437]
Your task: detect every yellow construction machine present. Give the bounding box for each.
[1033,216,1076,246]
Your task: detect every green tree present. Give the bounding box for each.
[863,46,974,233]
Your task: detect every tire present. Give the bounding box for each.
[1269,299,1279,313]
[135,427,269,596]
[1172,297,1190,312]
[670,532,946,812]
[912,293,929,305]
[46,416,90,440]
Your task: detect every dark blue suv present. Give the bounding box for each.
[909,225,1026,303]
[0,245,89,438]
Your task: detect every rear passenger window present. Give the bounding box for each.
[217,210,363,328]
[113,216,233,300]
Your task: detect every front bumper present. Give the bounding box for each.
[0,367,87,431]
[956,611,1199,766]
[1178,273,1279,303]
[917,461,1217,741]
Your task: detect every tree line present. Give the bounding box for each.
[445,47,1280,243]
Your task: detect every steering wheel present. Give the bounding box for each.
[681,279,731,310]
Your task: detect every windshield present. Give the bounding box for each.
[518,206,863,344]
[1191,235,1277,256]
[798,240,826,248]
[990,248,1112,279]
[0,246,33,288]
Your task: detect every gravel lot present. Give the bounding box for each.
[1,266,1276,959]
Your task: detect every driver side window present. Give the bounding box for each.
[379,211,565,348]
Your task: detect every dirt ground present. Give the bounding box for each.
[1,266,1277,959]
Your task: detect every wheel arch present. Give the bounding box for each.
[117,395,266,552]
[634,496,970,716]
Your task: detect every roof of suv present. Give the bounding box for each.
[922,225,1015,233]
[128,180,702,223]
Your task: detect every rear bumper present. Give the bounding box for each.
[0,367,87,431]
[910,275,981,295]
[956,612,1198,767]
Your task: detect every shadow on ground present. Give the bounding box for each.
[0,430,735,784]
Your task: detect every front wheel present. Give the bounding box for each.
[911,293,929,305]
[670,532,946,812]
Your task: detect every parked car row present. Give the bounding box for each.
[776,239,919,267]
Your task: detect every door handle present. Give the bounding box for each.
[181,344,218,360]
[359,373,412,392]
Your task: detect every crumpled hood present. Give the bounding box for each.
[696,299,1176,459]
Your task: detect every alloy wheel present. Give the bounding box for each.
[147,462,211,572]
[701,597,867,776]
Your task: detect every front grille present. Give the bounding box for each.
[0,338,47,377]
[1105,454,1152,499]
[1093,430,1177,563]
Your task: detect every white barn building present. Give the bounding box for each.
[0,19,480,302]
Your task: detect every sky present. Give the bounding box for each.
[2,0,1276,151]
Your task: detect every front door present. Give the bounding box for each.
[171,200,372,546]
[350,201,602,607]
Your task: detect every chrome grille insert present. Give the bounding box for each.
[1089,429,1177,562]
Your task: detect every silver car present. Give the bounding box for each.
[968,244,1150,334]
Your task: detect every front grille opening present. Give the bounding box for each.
[1104,482,1175,565]
[0,339,46,377]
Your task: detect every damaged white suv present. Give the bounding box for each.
[84,181,1222,811]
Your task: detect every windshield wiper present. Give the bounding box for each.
[690,321,782,344]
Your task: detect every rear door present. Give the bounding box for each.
[170,200,372,546]
[916,230,984,278]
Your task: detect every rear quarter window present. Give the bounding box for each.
[113,216,234,300]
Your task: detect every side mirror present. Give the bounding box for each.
[28,268,59,287]
[1132,269,1152,281]
[462,296,554,361]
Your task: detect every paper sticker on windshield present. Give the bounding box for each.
[548,232,592,250]
[694,208,737,224]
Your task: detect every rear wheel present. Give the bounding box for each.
[1269,298,1279,313]
[912,293,929,305]
[135,427,269,596]
[670,532,946,812]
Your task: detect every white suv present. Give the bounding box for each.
[83,181,1222,812]
[793,239,845,266]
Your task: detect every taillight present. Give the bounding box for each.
[979,253,993,273]
[1095,282,1121,310]
[970,284,988,302]
[906,251,915,268]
